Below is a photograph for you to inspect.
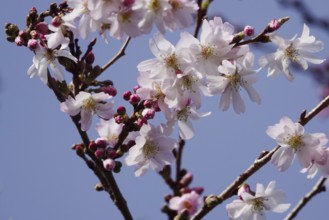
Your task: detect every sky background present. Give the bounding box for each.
[1,0,329,220]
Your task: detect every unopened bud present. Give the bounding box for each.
[133,85,140,93]
[129,94,140,105]
[102,85,117,96]
[27,39,39,51]
[95,148,105,159]
[238,183,251,200]
[123,91,132,101]
[85,51,95,64]
[103,158,116,171]
[244,25,254,36]
[35,22,49,35]
[180,172,193,186]
[95,138,108,149]
[51,16,62,27]
[205,195,218,207]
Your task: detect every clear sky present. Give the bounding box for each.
[1,0,328,220]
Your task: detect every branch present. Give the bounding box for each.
[284,177,327,220]
[100,37,131,74]
[191,94,329,220]
[47,73,133,220]
[174,137,185,196]
[193,0,213,38]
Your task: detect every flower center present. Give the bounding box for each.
[176,106,191,122]
[286,135,304,152]
[180,75,196,92]
[45,49,57,63]
[284,43,299,61]
[249,197,267,213]
[226,71,245,91]
[118,10,132,23]
[83,97,96,112]
[142,140,159,159]
[201,45,214,59]
[183,201,192,210]
[149,0,161,12]
[165,54,180,72]
[169,0,181,10]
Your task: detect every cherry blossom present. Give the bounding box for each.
[27,46,77,84]
[169,190,202,216]
[266,116,328,173]
[123,123,176,176]
[226,181,290,220]
[207,53,261,114]
[259,24,325,81]
[60,91,114,131]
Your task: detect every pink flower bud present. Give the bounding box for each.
[51,16,62,27]
[123,91,132,101]
[107,148,117,158]
[267,19,280,32]
[238,183,251,200]
[153,101,161,112]
[102,85,117,96]
[85,51,95,64]
[115,115,124,124]
[142,108,155,119]
[129,94,140,105]
[95,148,105,159]
[35,22,49,35]
[103,158,116,171]
[133,85,140,93]
[117,106,126,115]
[15,36,25,46]
[143,100,153,108]
[122,0,135,7]
[180,172,193,186]
[95,138,108,149]
[243,25,254,36]
[27,39,39,51]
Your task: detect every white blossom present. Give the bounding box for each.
[226,181,290,220]
[60,91,114,131]
[124,123,176,176]
[259,24,325,81]
[266,116,328,174]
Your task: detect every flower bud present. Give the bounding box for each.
[35,22,49,35]
[243,25,254,36]
[143,100,153,108]
[95,148,105,159]
[114,115,124,124]
[205,195,218,207]
[180,172,193,186]
[117,106,126,115]
[51,16,62,27]
[85,51,95,64]
[133,85,140,93]
[129,94,140,105]
[191,187,204,195]
[266,19,280,33]
[103,158,116,171]
[102,85,117,96]
[15,36,25,46]
[88,141,98,152]
[95,138,108,149]
[238,183,251,200]
[142,108,155,119]
[27,39,39,51]
[123,91,132,101]
[107,148,117,158]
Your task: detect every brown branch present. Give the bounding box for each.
[191,94,329,220]
[174,137,185,196]
[47,73,133,220]
[193,0,213,38]
[100,36,131,74]
[284,177,327,220]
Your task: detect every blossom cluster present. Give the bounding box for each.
[5,1,329,219]
[267,116,329,179]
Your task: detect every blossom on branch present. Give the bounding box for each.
[207,53,261,114]
[27,45,77,84]
[259,24,325,81]
[60,91,114,131]
[226,181,290,220]
[124,123,176,176]
[169,190,202,216]
[266,116,328,175]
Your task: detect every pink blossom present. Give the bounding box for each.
[169,191,201,216]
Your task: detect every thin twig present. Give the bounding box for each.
[100,37,131,74]
[284,177,327,220]
[175,137,185,196]
[191,94,329,220]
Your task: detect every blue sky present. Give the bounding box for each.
[1,0,328,220]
